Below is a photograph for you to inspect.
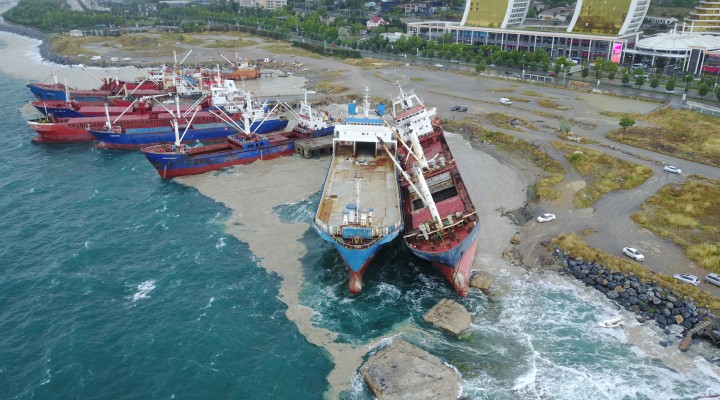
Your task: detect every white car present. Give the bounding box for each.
[537,213,556,223]
[663,165,682,174]
[622,247,644,261]
[706,273,720,287]
[673,274,699,286]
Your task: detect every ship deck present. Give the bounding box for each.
[316,150,400,228]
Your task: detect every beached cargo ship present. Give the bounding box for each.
[389,87,479,296]
[313,91,403,295]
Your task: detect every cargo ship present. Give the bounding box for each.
[313,90,403,295]
[27,77,171,102]
[141,95,334,178]
[389,86,479,296]
[89,96,287,149]
[31,97,210,119]
[29,110,235,144]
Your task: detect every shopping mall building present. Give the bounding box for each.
[406,0,720,74]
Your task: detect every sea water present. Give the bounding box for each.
[2,33,720,399]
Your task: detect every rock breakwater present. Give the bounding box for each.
[554,249,714,334]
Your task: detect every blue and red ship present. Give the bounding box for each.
[140,97,334,178]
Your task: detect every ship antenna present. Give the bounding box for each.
[363,86,370,118]
[354,173,364,223]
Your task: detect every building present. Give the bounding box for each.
[627,30,720,74]
[408,0,651,66]
[683,0,720,34]
[259,0,286,9]
[367,16,390,30]
[647,16,679,26]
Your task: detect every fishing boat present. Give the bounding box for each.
[313,90,403,295]
[140,95,334,178]
[388,86,479,297]
[598,317,625,328]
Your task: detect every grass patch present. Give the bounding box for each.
[51,36,105,56]
[552,234,720,314]
[489,88,515,93]
[538,99,571,110]
[607,108,720,167]
[159,33,204,46]
[631,175,720,271]
[534,174,565,201]
[410,77,424,82]
[205,39,256,48]
[261,43,323,58]
[484,112,524,131]
[521,90,546,97]
[551,141,653,208]
[316,81,349,94]
[344,58,403,69]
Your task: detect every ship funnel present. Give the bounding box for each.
[376,103,385,116]
[348,101,357,115]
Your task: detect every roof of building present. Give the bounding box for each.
[637,30,720,51]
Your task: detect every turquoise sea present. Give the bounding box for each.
[2,42,720,398]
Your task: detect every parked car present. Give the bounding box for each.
[663,165,682,174]
[537,213,556,223]
[706,273,720,287]
[450,106,460,111]
[622,247,644,261]
[500,98,512,105]
[673,274,700,286]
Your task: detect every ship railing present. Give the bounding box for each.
[315,217,402,240]
[403,210,477,241]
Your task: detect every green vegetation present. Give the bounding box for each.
[607,108,720,167]
[631,175,720,271]
[551,141,654,208]
[619,116,635,132]
[552,234,720,314]
[206,39,256,48]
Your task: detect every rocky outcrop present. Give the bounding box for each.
[470,271,496,292]
[424,298,472,336]
[361,340,462,400]
[554,249,714,335]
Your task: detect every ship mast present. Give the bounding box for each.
[377,137,443,227]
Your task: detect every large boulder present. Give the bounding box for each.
[470,271,496,291]
[424,298,473,336]
[361,340,462,400]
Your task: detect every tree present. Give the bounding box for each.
[581,67,589,79]
[475,59,487,72]
[666,78,676,92]
[559,119,571,135]
[699,84,709,98]
[650,76,660,91]
[715,87,720,101]
[634,75,646,88]
[619,116,635,133]
[622,73,630,86]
